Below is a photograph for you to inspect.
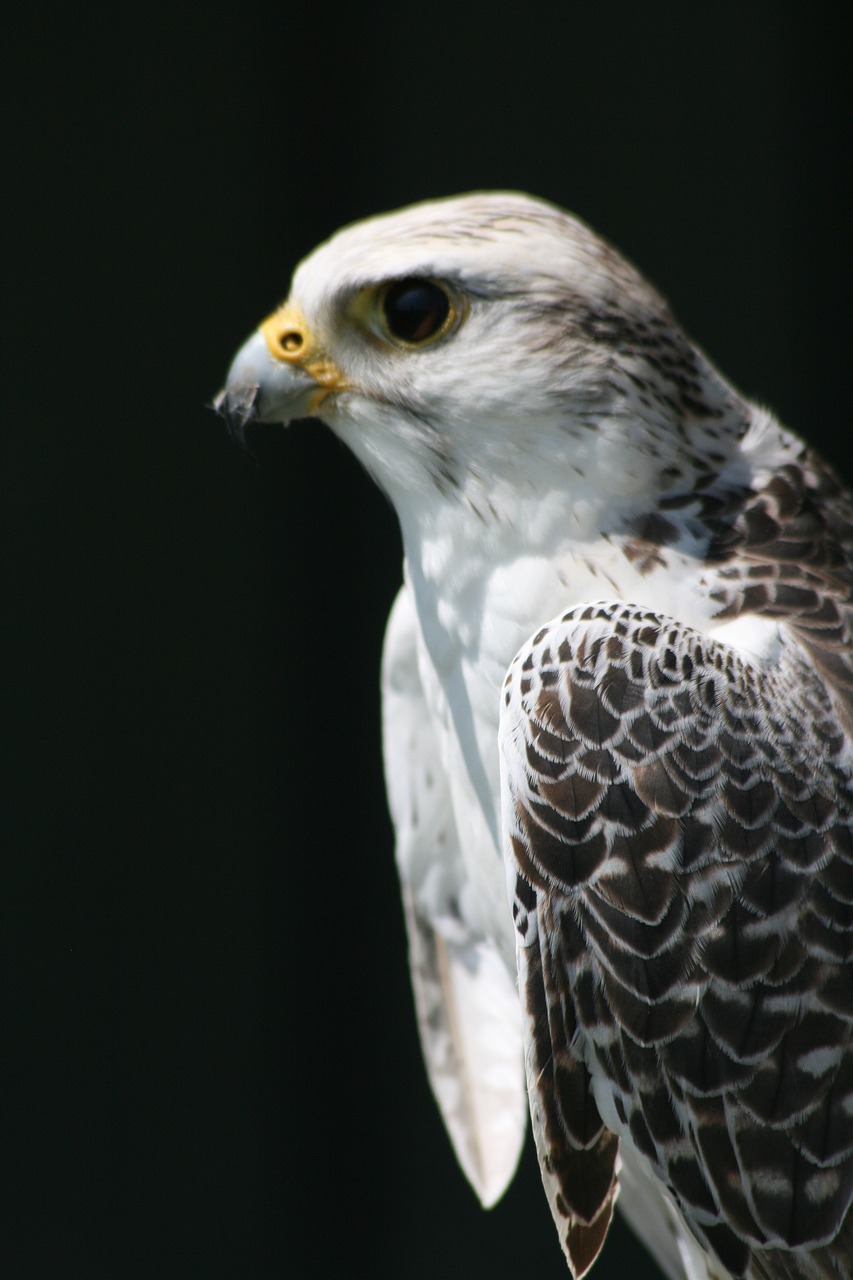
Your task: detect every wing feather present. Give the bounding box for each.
[500,600,853,1279]
[382,586,526,1206]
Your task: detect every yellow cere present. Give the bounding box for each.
[259,302,349,398]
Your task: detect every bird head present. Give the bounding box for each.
[216,193,743,525]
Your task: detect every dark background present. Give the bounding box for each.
[4,7,850,1277]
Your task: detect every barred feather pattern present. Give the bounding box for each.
[501,462,853,1280]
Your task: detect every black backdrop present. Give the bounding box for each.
[4,7,850,1277]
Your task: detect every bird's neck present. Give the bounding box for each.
[394,423,763,688]
[399,473,675,683]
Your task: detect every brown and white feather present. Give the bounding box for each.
[501,489,853,1278]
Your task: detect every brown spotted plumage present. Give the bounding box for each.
[502,576,853,1278]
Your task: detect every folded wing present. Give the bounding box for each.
[382,586,527,1207]
[500,600,853,1279]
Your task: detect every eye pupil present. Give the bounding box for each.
[382,278,451,344]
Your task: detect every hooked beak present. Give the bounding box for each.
[214,302,348,445]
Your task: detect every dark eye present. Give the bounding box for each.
[381,278,452,345]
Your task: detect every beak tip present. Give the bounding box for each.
[213,381,261,448]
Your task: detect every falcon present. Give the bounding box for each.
[216,193,853,1280]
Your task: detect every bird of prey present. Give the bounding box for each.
[216,193,853,1280]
